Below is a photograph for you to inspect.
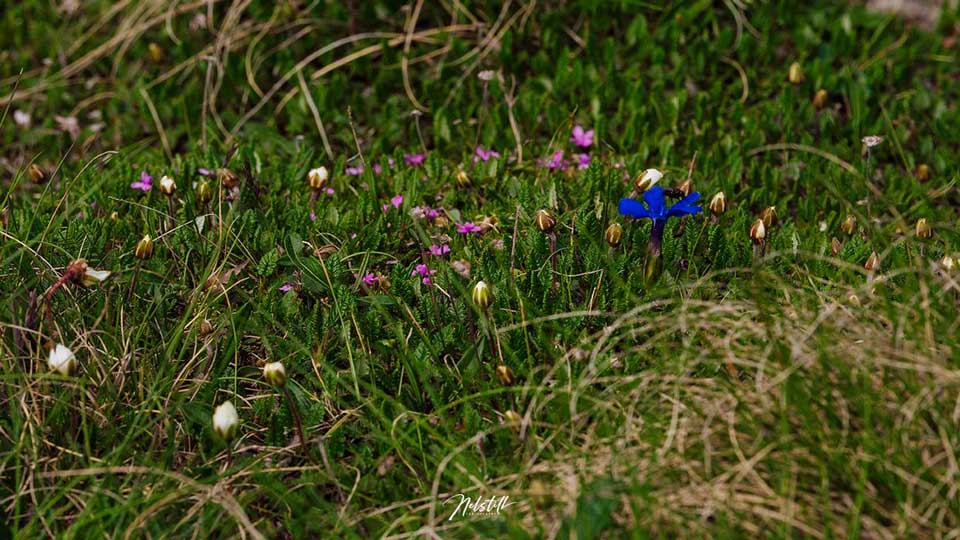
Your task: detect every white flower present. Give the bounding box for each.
[80,268,111,287]
[13,110,30,127]
[213,401,239,441]
[861,135,884,148]
[48,343,77,376]
[635,168,663,192]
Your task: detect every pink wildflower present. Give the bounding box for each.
[570,125,594,148]
[130,171,152,191]
[457,222,482,234]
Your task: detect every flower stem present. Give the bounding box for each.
[281,385,315,464]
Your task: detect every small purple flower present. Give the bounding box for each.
[279,283,293,292]
[570,125,594,148]
[372,164,383,174]
[411,263,436,285]
[346,165,364,176]
[325,188,335,195]
[457,222,482,234]
[310,212,317,221]
[130,171,153,192]
[362,273,378,286]
[404,153,427,167]
[198,168,212,176]
[473,146,501,164]
[429,244,450,257]
[576,153,591,170]
[391,195,404,209]
[539,151,566,171]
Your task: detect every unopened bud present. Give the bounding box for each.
[495,364,515,386]
[159,175,177,196]
[677,179,694,197]
[788,62,804,84]
[307,167,328,190]
[750,219,766,244]
[760,206,777,228]
[604,223,622,248]
[217,168,238,189]
[262,362,287,387]
[48,343,78,376]
[28,163,47,184]
[916,218,932,239]
[634,168,663,192]
[196,180,213,206]
[812,89,828,109]
[472,280,492,309]
[147,42,164,62]
[135,234,154,260]
[941,255,956,272]
[212,401,239,442]
[455,169,470,186]
[503,410,522,429]
[831,237,842,256]
[916,163,930,183]
[864,251,880,272]
[534,209,556,233]
[841,215,856,236]
[709,192,726,215]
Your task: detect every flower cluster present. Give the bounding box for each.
[540,125,594,172]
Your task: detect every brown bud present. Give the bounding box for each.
[841,215,856,236]
[864,251,880,272]
[199,319,214,337]
[915,218,932,239]
[831,237,842,256]
[135,235,154,260]
[503,410,522,429]
[217,168,238,189]
[677,179,694,197]
[760,206,777,228]
[495,364,515,386]
[455,169,470,186]
[812,89,829,109]
[604,223,623,248]
[708,192,726,215]
[916,163,930,183]
[28,163,47,184]
[749,219,766,244]
[534,209,556,233]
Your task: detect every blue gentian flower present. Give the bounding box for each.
[618,186,702,222]
[618,186,703,284]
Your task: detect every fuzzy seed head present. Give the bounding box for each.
[135,235,154,260]
[534,209,556,233]
[212,401,239,442]
[262,362,287,387]
[604,223,623,248]
[709,192,726,215]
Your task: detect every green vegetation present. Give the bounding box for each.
[2,1,959,538]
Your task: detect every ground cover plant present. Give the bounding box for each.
[2,0,960,538]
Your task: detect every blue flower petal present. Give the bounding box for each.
[667,192,703,217]
[618,198,651,219]
[643,186,666,219]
